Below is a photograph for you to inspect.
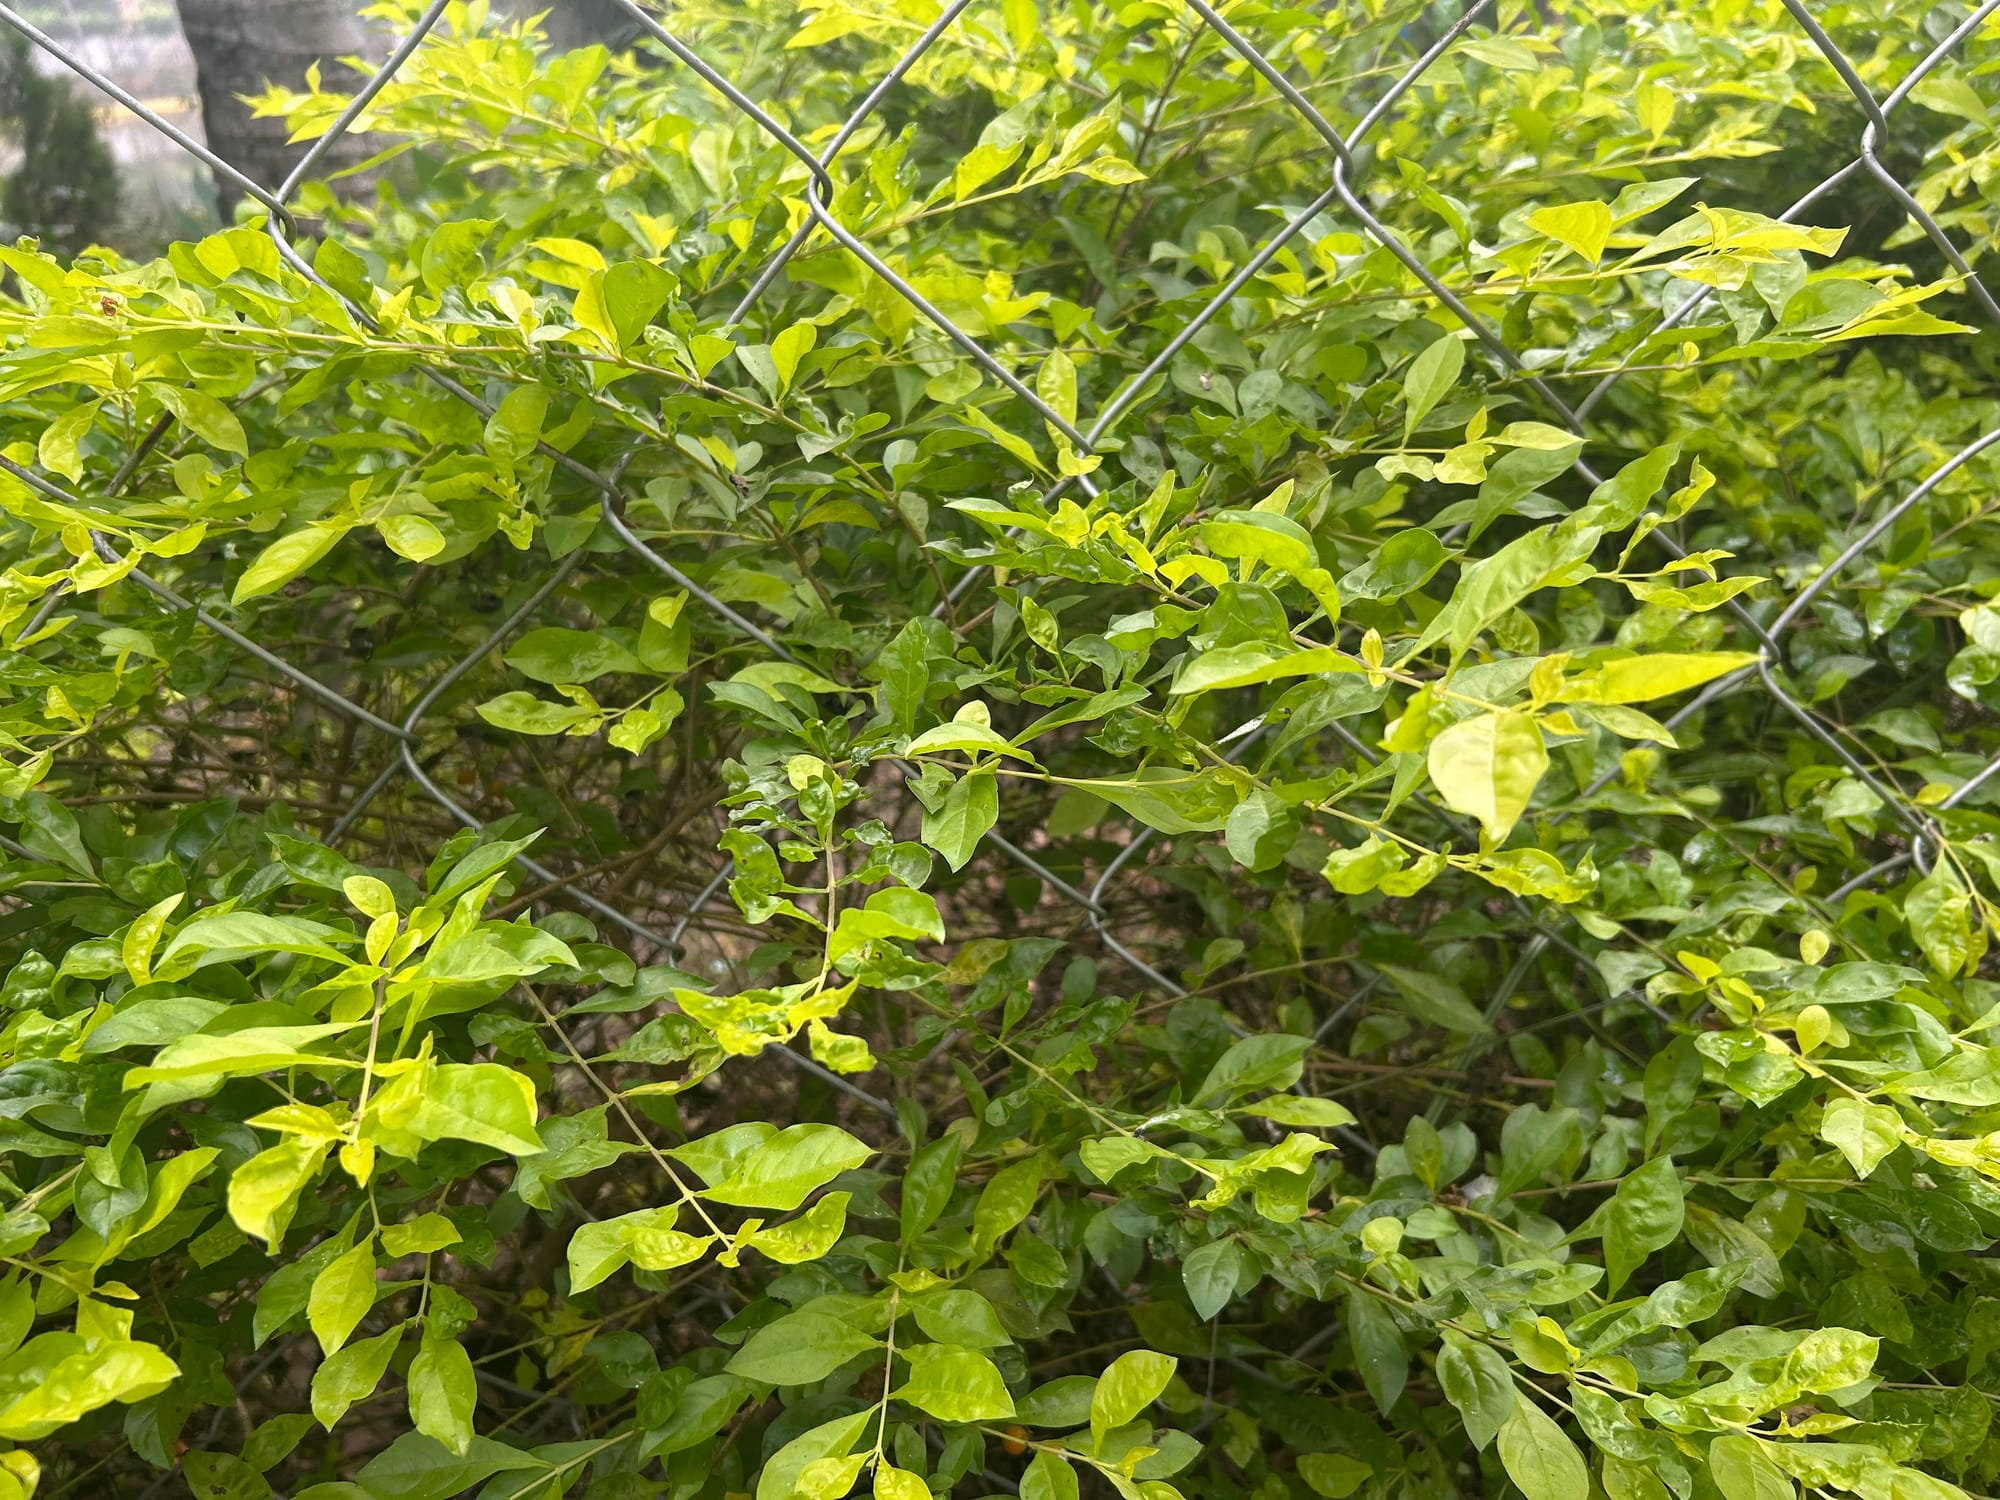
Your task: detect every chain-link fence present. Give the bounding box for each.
[0,0,1995,1130]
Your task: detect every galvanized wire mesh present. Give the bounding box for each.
[0,0,1995,1130]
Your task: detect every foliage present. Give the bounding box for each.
[2,1,2000,1498]
[0,31,116,254]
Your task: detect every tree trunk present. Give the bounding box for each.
[171,0,381,217]
[522,0,643,53]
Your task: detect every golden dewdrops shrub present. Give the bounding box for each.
[3,1,2000,1497]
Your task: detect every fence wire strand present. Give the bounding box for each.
[2,0,1998,1140]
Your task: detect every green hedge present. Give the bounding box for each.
[0,2,1997,1498]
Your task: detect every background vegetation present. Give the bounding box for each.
[0,1,1998,1498]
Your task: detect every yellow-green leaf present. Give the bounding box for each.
[1819,1098,1903,1178]
[1090,1348,1175,1443]
[1496,1400,1588,1500]
[1426,709,1548,844]
[1528,201,1613,266]
[227,1137,329,1248]
[38,400,101,484]
[896,1343,1016,1422]
[1566,652,1759,704]
[233,525,348,605]
[120,892,182,986]
[771,323,817,394]
[308,1241,377,1356]
[1402,334,1465,441]
[377,514,446,563]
